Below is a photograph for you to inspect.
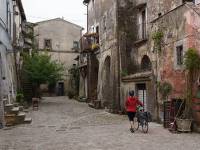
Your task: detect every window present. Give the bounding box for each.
[96,26,99,44]
[182,0,195,4]
[138,5,147,40]
[6,1,11,35]
[44,39,52,50]
[176,45,183,66]
[142,9,146,39]
[73,41,79,50]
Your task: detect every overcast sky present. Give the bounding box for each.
[21,0,87,29]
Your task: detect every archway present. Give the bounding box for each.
[102,56,111,107]
[141,55,152,71]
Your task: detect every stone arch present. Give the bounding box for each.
[102,56,111,107]
[141,55,152,71]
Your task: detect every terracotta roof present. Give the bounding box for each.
[122,71,152,82]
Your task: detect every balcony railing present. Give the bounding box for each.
[80,32,100,52]
[80,36,92,52]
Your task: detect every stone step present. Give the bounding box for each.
[5,114,16,126]
[16,112,26,124]
[24,117,32,124]
[19,106,24,111]
[11,107,20,115]
[13,103,19,107]
[4,104,14,113]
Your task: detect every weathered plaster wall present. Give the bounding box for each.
[87,0,120,109]
[0,0,16,125]
[35,18,83,92]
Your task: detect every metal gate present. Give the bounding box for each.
[137,84,147,111]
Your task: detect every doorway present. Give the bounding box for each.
[57,82,64,96]
[136,83,147,111]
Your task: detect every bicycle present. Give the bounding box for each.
[134,107,151,133]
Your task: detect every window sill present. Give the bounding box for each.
[134,38,148,45]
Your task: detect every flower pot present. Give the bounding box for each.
[192,98,200,126]
[176,118,192,132]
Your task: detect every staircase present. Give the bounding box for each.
[4,103,32,126]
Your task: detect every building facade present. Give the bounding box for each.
[34,18,83,96]
[82,0,200,120]
[0,0,26,126]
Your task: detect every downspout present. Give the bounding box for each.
[13,3,20,91]
[83,2,89,102]
[116,0,121,111]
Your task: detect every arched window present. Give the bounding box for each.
[141,55,152,71]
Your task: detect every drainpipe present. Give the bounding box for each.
[83,1,89,102]
[116,0,121,111]
[83,2,89,33]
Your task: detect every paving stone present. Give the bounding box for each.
[0,96,200,150]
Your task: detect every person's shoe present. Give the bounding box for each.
[130,128,134,133]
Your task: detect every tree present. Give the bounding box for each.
[183,48,200,118]
[23,52,64,97]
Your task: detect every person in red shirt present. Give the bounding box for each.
[125,90,143,133]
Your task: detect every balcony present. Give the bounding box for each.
[81,32,100,53]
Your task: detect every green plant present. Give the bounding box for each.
[69,65,80,97]
[23,52,64,98]
[152,31,164,53]
[91,43,100,50]
[67,90,75,99]
[183,48,200,119]
[121,69,128,77]
[16,93,24,105]
[158,81,173,100]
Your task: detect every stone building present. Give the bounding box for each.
[81,0,120,111]
[0,0,26,126]
[34,18,83,96]
[82,0,200,120]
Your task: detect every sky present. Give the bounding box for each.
[21,0,87,29]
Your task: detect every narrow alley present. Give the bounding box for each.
[0,97,200,150]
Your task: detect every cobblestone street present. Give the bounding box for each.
[0,97,200,150]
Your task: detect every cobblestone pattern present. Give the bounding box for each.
[0,97,200,150]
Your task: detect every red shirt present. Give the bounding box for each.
[125,96,143,112]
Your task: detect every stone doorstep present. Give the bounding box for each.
[94,100,101,109]
[88,103,95,108]
[24,117,32,124]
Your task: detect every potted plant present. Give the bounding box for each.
[176,48,200,132]
[91,43,100,50]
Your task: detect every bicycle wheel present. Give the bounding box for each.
[133,117,139,131]
[142,119,148,133]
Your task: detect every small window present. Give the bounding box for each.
[73,41,79,50]
[96,26,99,44]
[44,39,52,50]
[176,45,183,66]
